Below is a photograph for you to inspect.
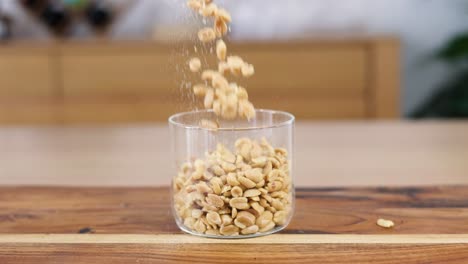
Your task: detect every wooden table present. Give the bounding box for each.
[1,121,468,263]
[0,186,467,263]
[1,121,468,187]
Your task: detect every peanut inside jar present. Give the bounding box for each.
[173,138,293,236]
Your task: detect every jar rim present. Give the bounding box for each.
[168,109,295,131]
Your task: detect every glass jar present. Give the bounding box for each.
[169,109,295,238]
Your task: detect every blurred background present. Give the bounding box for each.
[1,0,468,124]
[1,0,468,188]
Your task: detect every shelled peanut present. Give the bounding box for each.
[173,138,293,236]
[187,0,256,120]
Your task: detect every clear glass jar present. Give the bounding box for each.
[169,109,295,238]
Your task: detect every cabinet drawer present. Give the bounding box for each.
[231,44,367,97]
[0,48,54,99]
[0,102,59,124]
[253,96,366,119]
[61,51,175,98]
[62,99,181,123]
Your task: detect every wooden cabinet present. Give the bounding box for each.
[0,38,400,124]
[61,45,176,98]
[233,43,369,119]
[0,46,55,98]
[0,45,58,124]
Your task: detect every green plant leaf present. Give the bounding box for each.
[437,32,468,62]
[410,71,468,118]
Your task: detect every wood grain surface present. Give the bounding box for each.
[0,186,467,263]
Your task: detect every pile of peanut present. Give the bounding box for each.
[173,138,293,236]
[187,0,256,120]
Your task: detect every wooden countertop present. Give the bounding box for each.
[1,121,468,263]
[1,121,467,187]
[0,186,467,263]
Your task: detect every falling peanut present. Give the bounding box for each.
[216,40,227,61]
[189,57,202,72]
[187,0,256,121]
[198,27,216,43]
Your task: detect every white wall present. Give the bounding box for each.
[3,0,468,115]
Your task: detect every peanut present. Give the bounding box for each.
[199,3,217,17]
[256,211,273,228]
[273,211,288,225]
[205,229,219,236]
[221,162,236,173]
[187,0,201,11]
[251,201,265,215]
[184,217,196,229]
[191,171,203,181]
[249,195,261,201]
[271,199,284,210]
[214,18,228,37]
[222,150,236,164]
[218,61,230,75]
[377,218,395,228]
[243,189,261,198]
[259,221,275,233]
[193,84,207,97]
[221,214,233,225]
[221,185,231,194]
[211,165,225,176]
[206,211,222,226]
[173,139,292,236]
[198,27,216,42]
[241,225,259,235]
[231,207,238,218]
[236,211,256,227]
[204,88,214,109]
[238,100,256,120]
[256,180,265,188]
[211,181,222,195]
[200,119,219,130]
[245,168,264,183]
[216,40,227,61]
[189,0,257,120]
[238,176,256,189]
[241,63,255,77]
[231,186,243,197]
[229,197,250,210]
[213,100,221,116]
[203,170,214,180]
[220,225,239,236]
[252,156,268,168]
[267,181,283,192]
[202,70,217,81]
[194,219,207,233]
[236,86,248,100]
[191,209,203,219]
[227,173,240,186]
[215,8,231,23]
[212,74,229,90]
[189,57,202,72]
[206,194,224,208]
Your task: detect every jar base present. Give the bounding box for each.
[176,223,289,239]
